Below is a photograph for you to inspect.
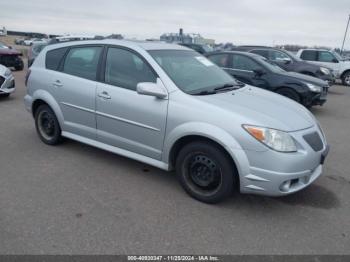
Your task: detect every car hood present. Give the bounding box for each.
[0,48,21,55]
[195,86,315,132]
[278,71,327,86]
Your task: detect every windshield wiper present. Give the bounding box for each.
[214,83,245,92]
[192,90,217,95]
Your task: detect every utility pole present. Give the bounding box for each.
[341,14,350,55]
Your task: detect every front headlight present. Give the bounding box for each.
[4,68,12,77]
[305,82,322,93]
[320,67,330,75]
[243,125,297,152]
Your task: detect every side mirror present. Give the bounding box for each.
[253,69,265,77]
[137,80,167,99]
[332,58,339,63]
[8,46,12,49]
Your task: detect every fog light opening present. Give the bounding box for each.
[280,180,291,192]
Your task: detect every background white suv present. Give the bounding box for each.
[297,49,350,86]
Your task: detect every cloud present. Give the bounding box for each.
[0,0,349,48]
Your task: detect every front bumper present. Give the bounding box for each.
[304,87,328,107]
[239,126,329,196]
[0,74,15,94]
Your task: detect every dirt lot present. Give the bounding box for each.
[0,68,349,254]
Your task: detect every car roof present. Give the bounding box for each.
[45,39,189,51]
[207,50,264,59]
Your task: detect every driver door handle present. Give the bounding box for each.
[98,91,111,99]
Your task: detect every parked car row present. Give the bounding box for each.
[15,37,49,46]
[24,39,329,203]
[206,51,329,107]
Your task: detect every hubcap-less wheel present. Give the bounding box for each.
[38,110,56,140]
[189,155,221,189]
[35,104,62,145]
[176,142,236,203]
[183,153,222,196]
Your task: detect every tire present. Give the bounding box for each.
[341,71,350,86]
[175,141,236,203]
[15,62,24,71]
[276,88,301,103]
[0,93,10,98]
[34,104,62,145]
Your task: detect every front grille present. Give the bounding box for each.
[0,55,18,65]
[303,132,323,152]
[0,76,4,88]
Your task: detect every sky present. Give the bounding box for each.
[0,0,349,48]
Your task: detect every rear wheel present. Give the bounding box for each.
[35,105,62,145]
[341,71,350,86]
[175,142,236,203]
[0,93,10,98]
[276,88,301,103]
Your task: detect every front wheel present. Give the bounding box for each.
[341,71,350,86]
[276,88,301,103]
[35,105,62,145]
[176,142,236,203]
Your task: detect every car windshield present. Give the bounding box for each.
[0,42,8,49]
[202,45,213,53]
[285,50,302,61]
[257,56,286,73]
[332,51,344,61]
[149,50,239,94]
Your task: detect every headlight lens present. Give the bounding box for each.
[4,68,12,77]
[305,82,322,93]
[320,67,330,75]
[243,125,297,152]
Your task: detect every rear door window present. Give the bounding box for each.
[63,46,102,81]
[45,47,68,70]
[300,50,318,61]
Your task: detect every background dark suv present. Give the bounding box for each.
[231,46,334,85]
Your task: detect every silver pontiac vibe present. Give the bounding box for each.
[24,40,329,203]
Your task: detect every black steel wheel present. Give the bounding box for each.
[176,141,236,203]
[35,104,62,145]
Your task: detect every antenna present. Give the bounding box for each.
[340,14,350,55]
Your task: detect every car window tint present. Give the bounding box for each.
[45,47,68,70]
[232,55,262,71]
[318,51,336,62]
[300,50,317,61]
[270,50,290,61]
[63,46,102,81]
[104,47,157,91]
[208,54,229,67]
[250,49,269,59]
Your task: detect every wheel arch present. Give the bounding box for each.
[340,69,350,79]
[163,123,249,182]
[31,90,64,127]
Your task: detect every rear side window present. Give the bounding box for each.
[63,46,102,81]
[104,47,157,91]
[208,54,229,67]
[250,49,269,59]
[300,50,317,61]
[45,47,68,70]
